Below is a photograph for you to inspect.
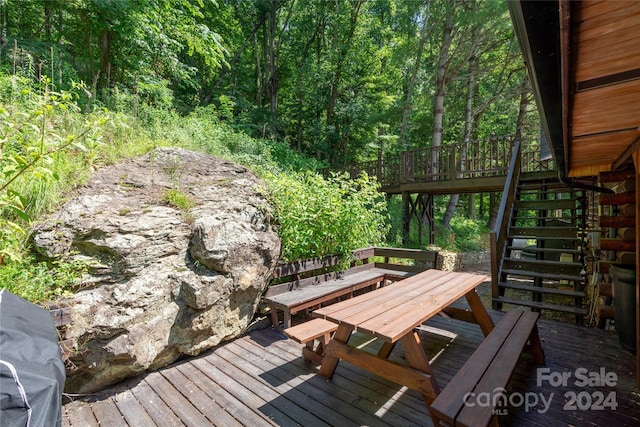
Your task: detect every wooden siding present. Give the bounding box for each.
[569,130,638,171]
[571,80,640,137]
[568,162,611,178]
[568,1,640,177]
[573,1,640,82]
[63,309,640,427]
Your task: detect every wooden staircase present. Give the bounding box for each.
[493,173,588,323]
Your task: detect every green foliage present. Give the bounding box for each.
[0,76,109,260]
[263,171,390,262]
[161,189,195,210]
[435,217,491,252]
[0,255,87,303]
[0,74,147,301]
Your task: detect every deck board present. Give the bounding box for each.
[128,379,185,427]
[63,309,640,426]
[160,367,244,427]
[144,370,212,427]
[111,390,157,426]
[175,361,278,426]
[89,398,127,427]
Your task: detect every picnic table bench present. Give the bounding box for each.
[264,247,438,328]
[283,318,339,364]
[430,309,545,427]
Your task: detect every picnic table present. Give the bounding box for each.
[312,269,494,419]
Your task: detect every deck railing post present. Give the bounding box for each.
[490,133,498,176]
[401,152,407,183]
[450,148,457,182]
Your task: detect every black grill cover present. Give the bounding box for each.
[0,290,65,427]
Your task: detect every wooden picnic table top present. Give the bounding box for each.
[313,269,489,343]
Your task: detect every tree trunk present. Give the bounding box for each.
[266,0,277,116]
[98,28,112,90]
[326,0,363,165]
[515,72,531,138]
[399,0,431,150]
[0,0,6,54]
[443,4,476,230]
[255,32,263,104]
[431,3,455,175]
[468,194,476,219]
[487,192,498,230]
[264,0,295,138]
[43,4,52,40]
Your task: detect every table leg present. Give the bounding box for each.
[377,341,396,359]
[464,289,494,336]
[318,324,353,379]
[528,323,546,364]
[399,331,441,403]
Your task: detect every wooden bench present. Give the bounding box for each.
[264,247,438,328]
[283,318,339,364]
[430,310,545,427]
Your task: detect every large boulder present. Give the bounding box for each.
[31,147,281,393]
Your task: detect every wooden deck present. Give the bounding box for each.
[331,135,554,195]
[62,309,640,426]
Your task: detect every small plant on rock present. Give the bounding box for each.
[161,189,195,210]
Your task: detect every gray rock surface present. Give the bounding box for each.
[32,147,281,393]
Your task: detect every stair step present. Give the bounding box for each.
[514,215,577,221]
[509,226,578,238]
[502,268,584,282]
[503,259,582,277]
[498,282,587,298]
[515,199,577,210]
[518,172,560,182]
[508,246,581,255]
[493,296,588,315]
[518,183,575,192]
[504,257,583,268]
[600,216,635,227]
[507,235,582,243]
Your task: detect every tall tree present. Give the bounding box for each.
[443,9,479,230]
[398,0,431,151]
[325,0,364,165]
[430,1,457,173]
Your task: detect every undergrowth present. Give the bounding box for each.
[0,73,385,302]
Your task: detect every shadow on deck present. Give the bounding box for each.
[62,308,640,426]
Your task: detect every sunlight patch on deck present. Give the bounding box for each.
[356,337,378,349]
[375,386,409,417]
[416,324,459,339]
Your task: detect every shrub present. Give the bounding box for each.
[263,170,390,262]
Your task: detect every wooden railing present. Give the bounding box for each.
[335,134,552,187]
[489,138,522,308]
